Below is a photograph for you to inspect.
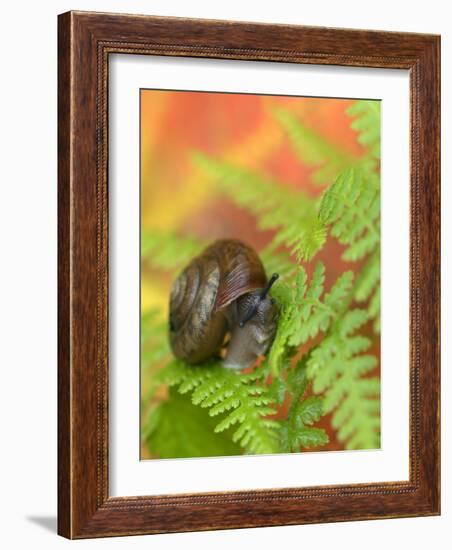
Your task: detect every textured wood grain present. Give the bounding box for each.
[57,11,71,538]
[58,10,440,539]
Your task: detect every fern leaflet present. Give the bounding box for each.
[273,107,355,185]
[347,100,381,160]
[191,152,326,261]
[142,230,204,271]
[280,359,329,451]
[319,168,380,261]
[307,309,380,449]
[155,360,280,454]
[268,263,353,375]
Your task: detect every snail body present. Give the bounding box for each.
[169,239,279,370]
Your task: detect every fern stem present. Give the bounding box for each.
[303,298,334,314]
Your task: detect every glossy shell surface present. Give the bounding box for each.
[169,239,267,363]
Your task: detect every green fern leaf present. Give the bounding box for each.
[267,264,354,375]
[191,152,326,261]
[369,286,381,333]
[273,215,327,262]
[141,230,204,271]
[318,101,381,330]
[141,309,170,360]
[324,271,354,310]
[354,249,380,302]
[319,168,380,261]
[157,360,280,454]
[260,245,297,279]
[273,108,354,185]
[296,395,323,425]
[280,360,329,452]
[347,100,381,159]
[306,309,380,449]
[141,309,172,403]
[296,427,330,448]
[289,265,353,348]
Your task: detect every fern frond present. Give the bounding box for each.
[156,360,280,454]
[191,152,326,261]
[192,151,306,218]
[267,263,354,376]
[265,280,296,376]
[306,309,380,449]
[273,108,354,185]
[319,168,380,261]
[347,100,381,159]
[353,249,380,332]
[272,215,327,262]
[141,230,204,271]
[260,245,297,279]
[141,308,168,349]
[142,226,298,285]
[368,286,381,333]
[319,100,381,333]
[280,360,329,451]
[141,309,172,402]
[354,249,380,302]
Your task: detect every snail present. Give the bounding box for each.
[169,239,279,370]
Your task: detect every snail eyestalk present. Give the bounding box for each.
[260,273,279,300]
[239,273,279,328]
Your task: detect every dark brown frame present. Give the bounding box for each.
[58,10,440,539]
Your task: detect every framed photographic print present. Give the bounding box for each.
[58,11,440,538]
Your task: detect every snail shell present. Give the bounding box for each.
[169,239,279,370]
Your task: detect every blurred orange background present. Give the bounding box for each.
[141,89,365,320]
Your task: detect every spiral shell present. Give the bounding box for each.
[169,239,267,363]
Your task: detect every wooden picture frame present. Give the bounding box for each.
[58,10,440,539]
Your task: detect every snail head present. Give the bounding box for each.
[239,273,279,328]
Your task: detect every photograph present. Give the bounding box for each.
[0,0,444,544]
[55,10,440,531]
[140,90,382,460]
